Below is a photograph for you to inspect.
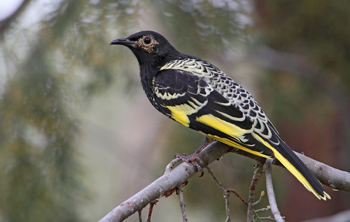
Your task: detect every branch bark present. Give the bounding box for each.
[99,141,350,222]
[247,162,263,222]
[230,146,350,191]
[265,159,284,222]
[98,142,231,222]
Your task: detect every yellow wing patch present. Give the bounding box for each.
[167,105,191,127]
[166,99,208,127]
[195,114,272,158]
[212,136,271,158]
[252,133,330,200]
[196,114,247,139]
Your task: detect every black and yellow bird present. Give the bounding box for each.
[110,30,330,200]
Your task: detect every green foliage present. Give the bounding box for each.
[0,49,80,221]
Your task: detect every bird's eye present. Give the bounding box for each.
[144,37,152,45]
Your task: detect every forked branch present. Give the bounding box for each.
[99,141,350,222]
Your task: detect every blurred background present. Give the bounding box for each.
[0,0,349,221]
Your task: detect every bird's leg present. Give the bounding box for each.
[176,137,215,175]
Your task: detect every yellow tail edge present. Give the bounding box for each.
[253,134,331,201]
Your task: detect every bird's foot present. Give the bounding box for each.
[175,153,204,176]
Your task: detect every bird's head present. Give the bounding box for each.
[110,30,180,67]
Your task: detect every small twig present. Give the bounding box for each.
[251,192,273,221]
[138,210,142,222]
[165,157,181,173]
[247,162,264,222]
[206,166,225,193]
[176,184,188,222]
[99,141,350,222]
[229,146,350,192]
[254,191,265,206]
[254,205,270,213]
[302,209,350,222]
[146,200,158,222]
[265,159,285,222]
[259,216,276,221]
[206,166,232,221]
[227,189,248,206]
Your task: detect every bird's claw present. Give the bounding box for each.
[175,153,204,177]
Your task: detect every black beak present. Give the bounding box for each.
[110,38,135,46]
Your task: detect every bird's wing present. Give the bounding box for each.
[155,62,330,200]
[153,68,274,158]
[159,58,282,144]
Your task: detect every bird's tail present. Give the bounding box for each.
[255,134,331,200]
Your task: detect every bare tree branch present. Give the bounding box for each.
[99,141,350,222]
[302,209,350,222]
[138,210,142,222]
[98,141,231,222]
[146,200,158,222]
[227,188,248,206]
[176,184,188,222]
[265,159,285,222]
[206,166,232,222]
[230,146,350,191]
[247,162,263,222]
[296,154,350,192]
